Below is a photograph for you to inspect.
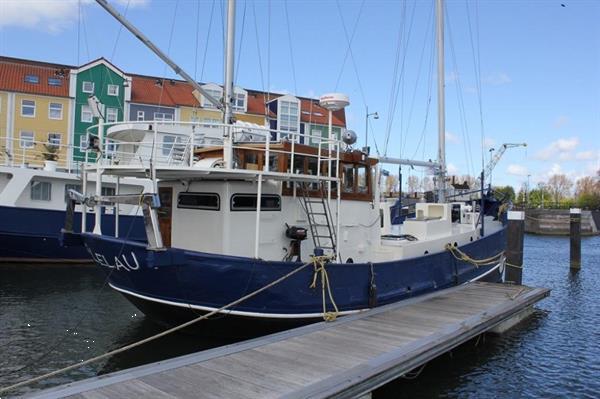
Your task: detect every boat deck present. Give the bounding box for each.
[29,282,549,399]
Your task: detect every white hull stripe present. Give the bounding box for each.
[109,283,365,319]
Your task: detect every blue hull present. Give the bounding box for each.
[0,205,146,262]
[79,227,506,331]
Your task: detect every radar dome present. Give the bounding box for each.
[342,130,357,145]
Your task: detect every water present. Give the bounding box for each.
[0,235,598,398]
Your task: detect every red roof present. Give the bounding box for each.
[0,56,71,98]
[130,75,199,107]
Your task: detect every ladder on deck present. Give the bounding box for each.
[167,137,191,165]
[298,182,337,258]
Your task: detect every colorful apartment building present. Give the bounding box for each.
[0,56,346,169]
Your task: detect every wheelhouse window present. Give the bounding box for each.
[178,192,220,210]
[231,194,281,211]
[31,181,51,201]
[357,165,368,193]
[342,164,355,193]
[107,84,119,96]
[20,131,35,148]
[162,135,177,156]
[82,81,94,93]
[101,186,116,197]
[21,100,36,117]
[49,102,63,120]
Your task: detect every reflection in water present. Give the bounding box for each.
[1,235,599,398]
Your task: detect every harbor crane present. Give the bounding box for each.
[484,143,527,184]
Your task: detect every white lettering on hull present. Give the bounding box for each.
[89,251,141,272]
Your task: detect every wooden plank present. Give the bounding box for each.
[83,380,178,399]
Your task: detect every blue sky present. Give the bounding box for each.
[1,0,598,190]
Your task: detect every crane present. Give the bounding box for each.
[484,143,527,184]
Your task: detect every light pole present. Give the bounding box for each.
[526,174,531,208]
[488,147,495,187]
[364,106,378,155]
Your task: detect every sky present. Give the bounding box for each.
[0,0,598,190]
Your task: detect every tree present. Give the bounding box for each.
[385,174,398,195]
[494,185,516,202]
[575,176,599,197]
[547,174,573,206]
[406,175,420,193]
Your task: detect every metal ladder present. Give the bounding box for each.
[298,181,337,258]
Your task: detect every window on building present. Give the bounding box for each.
[310,129,322,145]
[279,99,299,139]
[106,107,118,123]
[24,74,39,84]
[79,135,89,151]
[48,133,61,146]
[81,105,93,123]
[105,140,117,156]
[162,135,177,156]
[31,181,51,201]
[107,84,119,96]
[48,77,62,86]
[231,194,281,211]
[20,131,35,148]
[49,102,63,120]
[154,112,173,122]
[82,81,94,93]
[202,88,223,109]
[233,92,246,111]
[21,99,36,117]
[137,110,145,121]
[64,184,82,202]
[177,193,220,210]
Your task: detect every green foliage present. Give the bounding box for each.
[493,185,516,202]
[577,193,600,210]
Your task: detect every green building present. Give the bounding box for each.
[69,58,131,163]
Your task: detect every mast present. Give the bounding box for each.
[436,0,446,202]
[94,0,222,110]
[222,0,236,168]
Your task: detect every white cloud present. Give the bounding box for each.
[484,72,512,86]
[553,115,569,129]
[575,150,596,161]
[0,0,148,33]
[507,164,528,176]
[535,137,579,161]
[445,131,459,144]
[447,163,459,175]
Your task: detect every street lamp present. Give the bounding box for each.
[364,106,379,155]
[488,147,495,186]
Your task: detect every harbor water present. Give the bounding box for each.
[1,234,599,398]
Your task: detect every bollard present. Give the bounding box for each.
[505,211,525,285]
[570,208,581,270]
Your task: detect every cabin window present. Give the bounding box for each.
[31,181,51,201]
[342,164,355,192]
[357,165,368,193]
[178,192,220,210]
[82,81,94,93]
[231,194,281,211]
[106,107,118,123]
[107,84,119,96]
[21,100,36,117]
[101,186,116,197]
[64,184,82,202]
[49,102,63,120]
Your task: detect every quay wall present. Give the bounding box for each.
[525,209,599,236]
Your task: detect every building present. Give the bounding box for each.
[0,56,347,169]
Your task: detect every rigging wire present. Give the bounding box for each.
[199,0,216,83]
[283,0,298,95]
[193,0,201,80]
[333,0,366,92]
[251,2,266,93]
[157,0,180,110]
[335,0,367,108]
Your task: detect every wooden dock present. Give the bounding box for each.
[30,282,549,399]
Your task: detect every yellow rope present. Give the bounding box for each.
[309,255,339,321]
[444,243,504,268]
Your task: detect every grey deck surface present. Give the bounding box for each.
[29,282,549,399]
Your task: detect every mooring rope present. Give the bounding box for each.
[445,243,504,268]
[309,255,339,321]
[0,260,315,395]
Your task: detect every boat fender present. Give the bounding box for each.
[368,263,377,308]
